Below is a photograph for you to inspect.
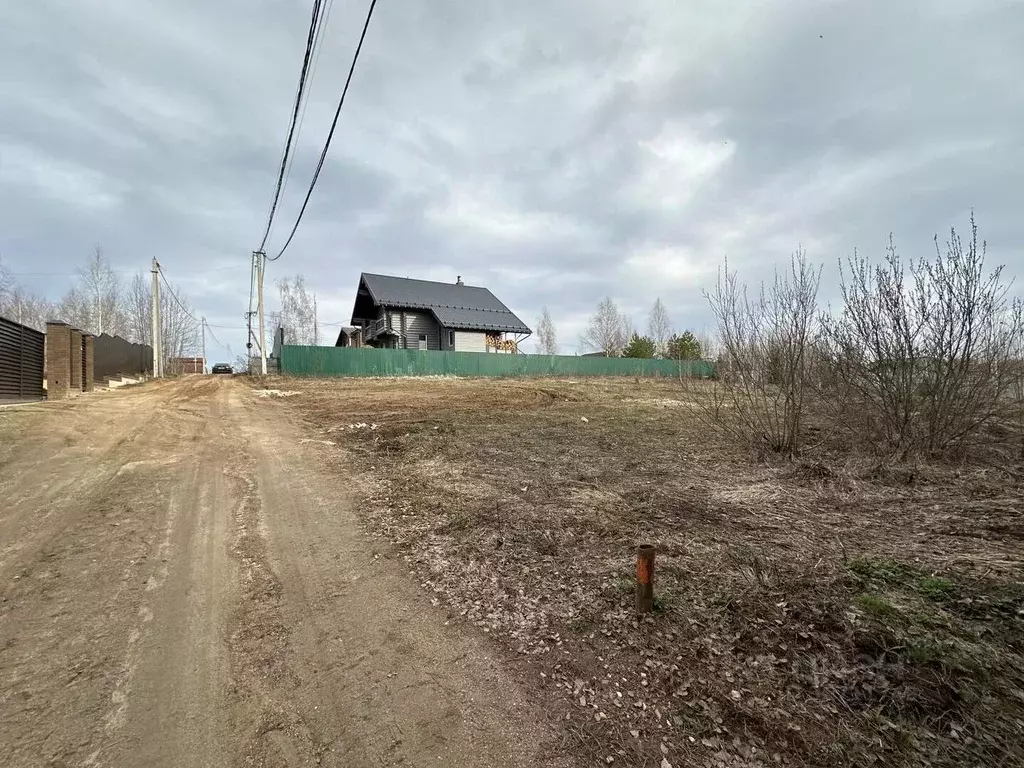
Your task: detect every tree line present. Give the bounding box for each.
[535,297,708,360]
[0,248,201,359]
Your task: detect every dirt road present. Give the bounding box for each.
[0,378,559,767]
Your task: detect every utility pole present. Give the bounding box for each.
[151,258,161,377]
[313,293,319,345]
[256,250,268,375]
[201,317,207,374]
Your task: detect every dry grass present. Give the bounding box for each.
[270,375,1024,768]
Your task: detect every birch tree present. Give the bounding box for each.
[0,258,54,330]
[76,247,125,336]
[0,256,12,307]
[275,275,318,345]
[582,297,628,356]
[56,286,91,332]
[122,273,151,344]
[536,307,558,355]
[646,298,672,357]
[0,286,53,331]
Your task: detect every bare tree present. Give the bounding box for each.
[621,314,635,347]
[275,275,318,345]
[0,286,53,331]
[702,250,821,455]
[76,247,125,336]
[55,286,91,331]
[819,217,1023,458]
[694,328,718,362]
[120,271,200,361]
[0,258,56,331]
[536,307,558,355]
[122,273,151,344]
[647,298,672,357]
[582,297,628,356]
[0,256,12,307]
[160,282,201,360]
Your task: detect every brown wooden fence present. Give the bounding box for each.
[0,315,45,401]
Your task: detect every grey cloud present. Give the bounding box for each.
[1,0,1022,356]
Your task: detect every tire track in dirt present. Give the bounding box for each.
[0,378,235,768]
[222,450,333,767]
[0,379,207,578]
[2,378,576,767]
[228,387,572,768]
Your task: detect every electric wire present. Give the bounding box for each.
[158,268,199,323]
[257,0,327,252]
[268,0,336,247]
[269,0,379,261]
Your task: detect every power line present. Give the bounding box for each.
[158,268,199,322]
[7,265,245,277]
[269,0,380,261]
[270,0,336,247]
[204,322,226,349]
[258,0,327,252]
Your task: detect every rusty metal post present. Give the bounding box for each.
[636,544,655,613]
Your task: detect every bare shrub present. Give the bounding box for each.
[700,250,821,456]
[819,216,1023,459]
[1007,330,1024,459]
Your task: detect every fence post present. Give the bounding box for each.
[45,322,71,400]
[636,544,655,613]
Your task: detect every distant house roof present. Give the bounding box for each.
[333,326,360,346]
[352,273,531,335]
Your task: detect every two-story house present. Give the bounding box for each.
[341,273,531,352]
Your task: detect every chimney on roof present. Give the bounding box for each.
[456,275,464,285]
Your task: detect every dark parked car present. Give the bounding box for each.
[211,363,233,375]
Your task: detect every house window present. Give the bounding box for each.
[418,334,428,351]
[449,330,455,348]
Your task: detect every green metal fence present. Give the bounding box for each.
[280,345,714,378]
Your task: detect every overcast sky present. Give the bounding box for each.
[1,0,1022,356]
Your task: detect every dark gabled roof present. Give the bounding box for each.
[354,273,531,334]
[429,306,525,333]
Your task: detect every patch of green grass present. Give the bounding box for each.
[653,593,674,613]
[855,593,898,618]
[849,558,911,584]
[918,576,954,600]
[904,639,944,665]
